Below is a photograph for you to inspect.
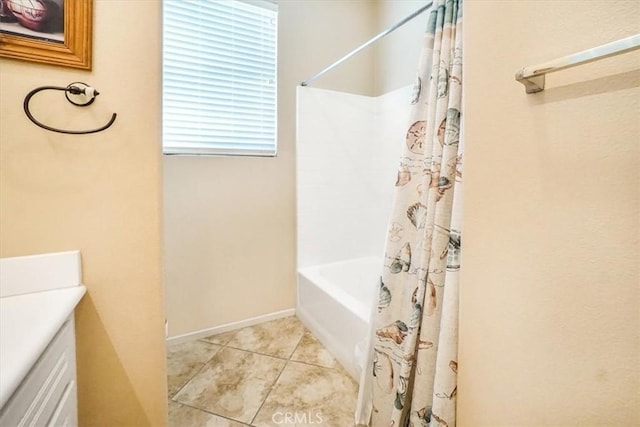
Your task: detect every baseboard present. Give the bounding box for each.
[166,308,297,346]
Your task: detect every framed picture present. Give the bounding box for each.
[0,0,92,70]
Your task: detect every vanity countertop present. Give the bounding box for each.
[0,251,85,409]
[0,285,86,408]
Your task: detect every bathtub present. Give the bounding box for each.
[296,256,381,381]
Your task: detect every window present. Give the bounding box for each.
[163,0,278,156]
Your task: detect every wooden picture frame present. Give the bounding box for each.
[0,0,92,70]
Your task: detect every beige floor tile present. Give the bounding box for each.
[252,361,358,427]
[169,401,248,427]
[290,329,338,369]
[226,316,304,359]
[173,347,286,424]
[167,340,222,397]
[200,330,238,346]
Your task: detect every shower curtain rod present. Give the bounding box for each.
[300,1,434,87]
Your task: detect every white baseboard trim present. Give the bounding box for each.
[166,308,297,346]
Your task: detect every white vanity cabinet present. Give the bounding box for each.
[0,251,86,427]
[0,318,78,427]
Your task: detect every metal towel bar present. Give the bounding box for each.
[516,34,640,94]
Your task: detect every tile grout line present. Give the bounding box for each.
[281,358,341,371]
[172,316,339,426]
[189,333,246,422]
[249,328,306,426]
[174,319,301,426]
[171,343,266,425]
[248,359,287,426]
[169,341,225,400]
[223,344,301,362]
[288,329,346,373]
[288,328,306,362]
[197,330,238,347]
[176,401,252,426]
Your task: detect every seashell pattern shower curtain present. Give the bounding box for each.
[361,0,463,425]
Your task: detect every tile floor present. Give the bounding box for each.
[167,316,359,426]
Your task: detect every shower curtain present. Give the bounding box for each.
[357,0,463,425]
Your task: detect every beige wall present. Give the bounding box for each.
[459,1,639,425]
[0,1,166,426]
[163,0,640,424]
[164,0,376,337]
[374,0,426,94]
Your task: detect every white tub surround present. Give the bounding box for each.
[0,251,86,420]
[295,87,411,382]
[297,257,380,381]
[296,86,411,269]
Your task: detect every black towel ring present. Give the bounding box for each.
[23,82,117,134]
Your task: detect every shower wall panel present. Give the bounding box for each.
[296,85,411,268]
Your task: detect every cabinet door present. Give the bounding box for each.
[0,318,76,427]
[47,381,77,427]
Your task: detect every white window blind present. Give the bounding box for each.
[163,0,278,156]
